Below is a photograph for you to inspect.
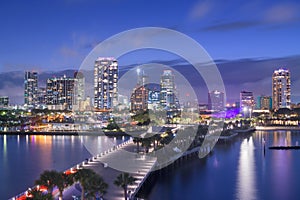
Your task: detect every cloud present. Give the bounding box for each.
[71,33,100,50]
[201,20,260,31]
[264,3,300,24]
[60,46,79,58]
[0,84,24,104]
[58,33,101,60]
[189,1,212,20]
[198,2,300,32]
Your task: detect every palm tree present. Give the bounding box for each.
[141,137,152,153]
[54,172,74,200]
[114,173,137,200]
[35,170,58,195]
[73,168,96,200]
[133,137,142,153]
[26,187,53,200]
[35,170,74,200]
[85,174,108,199]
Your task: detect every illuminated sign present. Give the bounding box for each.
[148,91,160,103]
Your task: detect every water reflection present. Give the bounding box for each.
[3,135,7,158]
[273,131,292,146]
[145,131,300,200]
[271,132,292,199]
[236,137,257,200]
[81,135,119,156]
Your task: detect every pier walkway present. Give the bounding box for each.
[58,140,157,200]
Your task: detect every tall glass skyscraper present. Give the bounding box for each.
[240,90,254,117]
[272,68,291,110]
[130,69,148,113]
[160,70,176,108]
[208,90,224,111]
[24,71,38,106]
[94,57,118,110]
[74,71,85,105]
[46,75,75,110]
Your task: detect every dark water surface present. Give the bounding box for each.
[0,134,125,199]
[144,130,300,200]
[2,131,300,200]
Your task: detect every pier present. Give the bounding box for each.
[11,139,157,200]
[11,125,255,200]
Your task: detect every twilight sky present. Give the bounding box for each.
[0,0,300,104]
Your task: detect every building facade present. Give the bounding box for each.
[257,95,272,110]
[160,70,176,108]
[272,68,291,110]
[208,90,224,111]
[130,85,148,113]
[37,87,47,106]
[0,96,9,106]
[24,71,38,106]
[46,75,75,110]
[74,71,85,106]
[240,91,254,117]
[94,57,118,110]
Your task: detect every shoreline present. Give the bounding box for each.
[255,126,300,131]
[0,130,130,137]
[2,126,300,136]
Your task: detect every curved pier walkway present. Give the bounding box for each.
[60,140,157,200]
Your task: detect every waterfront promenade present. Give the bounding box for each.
[56,140,157,200]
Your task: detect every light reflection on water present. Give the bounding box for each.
[145,130,300,200]
[0,134,126,199]
[236,137,257,200]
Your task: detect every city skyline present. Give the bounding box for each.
[1,1,300,200]
[1,65,299,109]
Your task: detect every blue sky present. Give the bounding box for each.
[0,0,300,104]
[0,0,300,71]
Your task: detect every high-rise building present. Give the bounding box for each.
[160,70,176,108]
[37,87,47,105]
[24,71,38,106]
[240,91,254,117]
[137,68,148,86]
[208,90,224,111]
[0,96,9,106]
[74,71,85,105]
[94,57,118,110]
[46,75,75,110]
[272,68,291,110]
[130,69,149,113]
[256,95,272,110]
[130,85,148,113]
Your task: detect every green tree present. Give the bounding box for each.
[35,170,73,200]
[35,170,57,195]
[54,172,74,200]
[133,137,142,153]
[73,168,96,200]
[85,174,108,199]
[114,173,137,200]
[26,187,53,200]
[141,137,152,153]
